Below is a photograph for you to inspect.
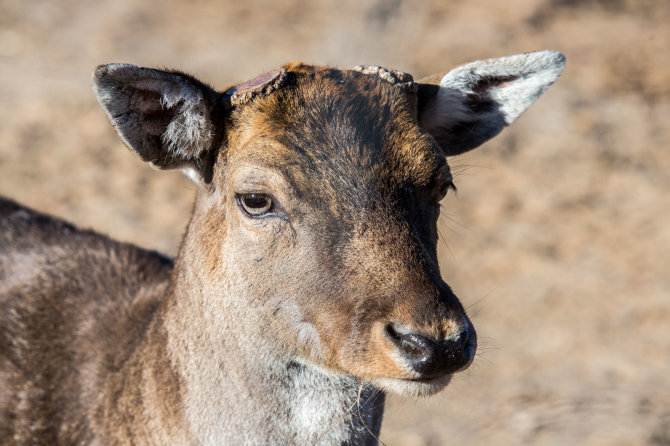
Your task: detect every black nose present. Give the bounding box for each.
[386,323,476,378]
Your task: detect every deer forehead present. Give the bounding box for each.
[221,66,447,204]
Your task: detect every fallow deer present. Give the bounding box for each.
[0,51,565,445]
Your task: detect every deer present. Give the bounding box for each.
[0,50,565,445]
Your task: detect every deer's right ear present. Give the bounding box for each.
[92,64,225,185]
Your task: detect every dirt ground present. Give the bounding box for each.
[1,0,668,444]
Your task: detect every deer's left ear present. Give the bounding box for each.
[417,50,566,156]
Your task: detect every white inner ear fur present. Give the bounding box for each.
[437,50,566,126]
[160,88,214,160]
[134,78,215,160]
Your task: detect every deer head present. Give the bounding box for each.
[92,51,565,397]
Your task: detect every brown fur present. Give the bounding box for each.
[0,198,184,444]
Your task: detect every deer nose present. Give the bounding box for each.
[385,322,476,378]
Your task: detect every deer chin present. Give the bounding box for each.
[371,374,453,398]
[293,357,452,398]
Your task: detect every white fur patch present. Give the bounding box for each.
[180,166,204,186]
[373,374,453,397]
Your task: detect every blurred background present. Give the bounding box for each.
[1,0,668,444]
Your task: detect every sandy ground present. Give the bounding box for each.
[1,0,668,444]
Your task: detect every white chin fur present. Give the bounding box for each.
[371,374,453,398]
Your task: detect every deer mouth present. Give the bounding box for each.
[371,374,454,397]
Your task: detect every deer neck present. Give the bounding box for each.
[155,218,386,444]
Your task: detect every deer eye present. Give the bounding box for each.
[237,193,273,217]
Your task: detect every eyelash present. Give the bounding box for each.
[439,180,457,200]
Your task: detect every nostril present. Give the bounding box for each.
[461,322,477,362]
[385,324,436,359]
[459,326,470,343]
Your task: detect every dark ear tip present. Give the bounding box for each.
[92,65,107,86]
[547,50,566,62]
[556,52,567,70]
[92,63,140,84]
[530,50,566,75]
[544,50,567,70]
